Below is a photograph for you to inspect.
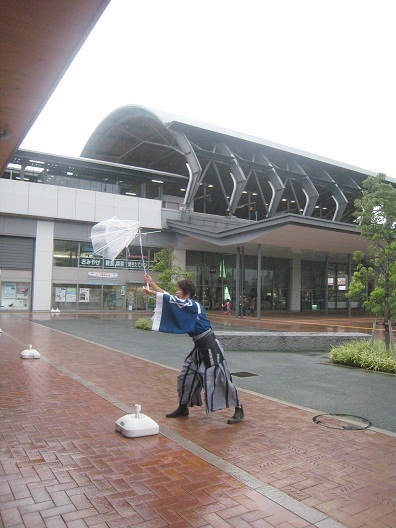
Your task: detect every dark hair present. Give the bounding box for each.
[177,279,196,298]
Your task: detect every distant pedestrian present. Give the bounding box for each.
[249,297,255,316]
[223,299,231,315]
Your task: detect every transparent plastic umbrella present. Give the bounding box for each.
[91,217,141,262]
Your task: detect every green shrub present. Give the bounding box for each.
[135,317,153,331]
[329,339,396,374]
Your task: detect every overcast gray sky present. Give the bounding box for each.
[21,0,396,178]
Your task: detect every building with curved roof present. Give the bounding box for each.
[0,105,382,315]
[82,105,375,222]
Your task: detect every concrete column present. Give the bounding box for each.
[290,255,301,311]
[257,244,262,319]
[324,256,329,315]
[32,220,54,311]
[241,246,244,312]
[235,247,240,318]
[173,248,186,269]
[347,253,352,317]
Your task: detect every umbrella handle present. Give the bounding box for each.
[138,230,150,290]
[138,230,146,271]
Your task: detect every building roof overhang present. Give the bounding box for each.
[0,0,110,177]
[15,149,189,182]
[167,213,370,255]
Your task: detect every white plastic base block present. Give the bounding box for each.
[21,345,40,359]
[115,405,159,438]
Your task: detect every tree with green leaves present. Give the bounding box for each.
[150,245,193,294]
[348,173,396,349]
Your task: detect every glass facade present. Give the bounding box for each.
[327,262,350,309]
[0,281,31,310]
[51,283,148,311]
[301,260,360,311]
[186,251,236,311]
[0,240,360,313]
[53,241,79,267]
[0,238,361,313]
[187,252,359,313]
[301,261,326,311]
[51,240,161,311]
[186,251,290,313]
[261,257,290,312]
[53,240,159,271]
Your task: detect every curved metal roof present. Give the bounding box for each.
[82,104,378,224]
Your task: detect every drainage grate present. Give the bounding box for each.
[231,371,259,378]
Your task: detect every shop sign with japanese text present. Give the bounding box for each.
[79,257,103,267]
[104,259,126,268]
[127,260,147,270]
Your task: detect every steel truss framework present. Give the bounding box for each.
[81,106,375,224]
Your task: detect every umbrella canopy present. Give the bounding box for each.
[91,217,141,261]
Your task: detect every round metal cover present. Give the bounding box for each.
[312,413,372,430]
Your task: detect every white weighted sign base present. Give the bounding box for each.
[115,405,159,438]
[21,345,40,359]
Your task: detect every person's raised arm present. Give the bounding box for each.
[144,273,164,293]
[142,285,157,296]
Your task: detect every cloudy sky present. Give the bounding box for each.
[21,0,395,178]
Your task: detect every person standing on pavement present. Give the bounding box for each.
[223,299,231,315]
[142,273,244,424]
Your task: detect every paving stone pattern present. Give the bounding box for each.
[0,315,395,528]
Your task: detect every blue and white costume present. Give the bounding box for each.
[152,292,240,414]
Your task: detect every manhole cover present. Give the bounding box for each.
[231,371,259,378]
[312,413,372,430]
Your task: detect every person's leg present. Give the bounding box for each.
[166,404,189,417]
[206,361,244,423]
[206,339,244,424]
[166,348,204,417]
[227,405,244,424]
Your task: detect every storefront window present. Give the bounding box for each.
[51,282,149,311]
[187,251,290,312]
[0,282,30,310]
[53,240,78,267]
[241,255,257,315]
[126,284,147,310]
[78,284,102,310]
[51,243,168,311]
[53,241,162,272]
[328,263,349,309]
[103,285,125,310]
[261,257,290,311]
[186,251,236,311]
[79,244,103,268]
[301,260,355,311]
[301,261,325,310]
[52,284,77,310]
